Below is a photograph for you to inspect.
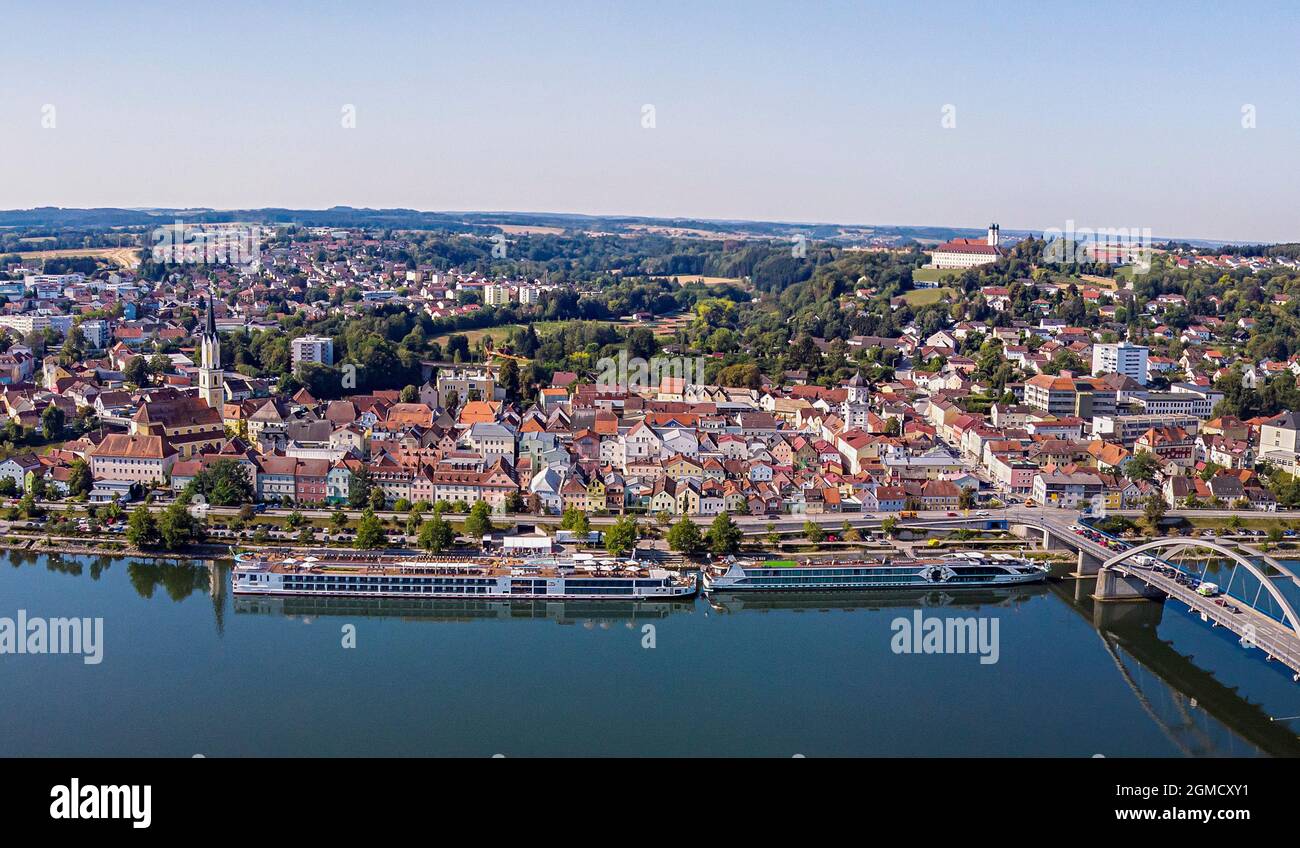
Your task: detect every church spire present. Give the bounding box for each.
[198,295,224,409]
[204,294,217,338]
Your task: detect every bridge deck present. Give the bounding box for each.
[1113,561,1300,676]
[1011,511,1300,678]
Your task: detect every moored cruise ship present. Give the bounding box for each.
[232,551,698,601]
[702,553,1048,592]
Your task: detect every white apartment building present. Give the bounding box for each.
[1092,342,1149,385]
[291,335,334,370]
[483,284,512,306]
[79,319,111,350]
[0,314,51,336]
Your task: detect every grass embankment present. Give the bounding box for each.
[902,284,958,306]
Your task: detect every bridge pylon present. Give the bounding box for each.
[1093,565,1167,603]
[1073,548,1105,577]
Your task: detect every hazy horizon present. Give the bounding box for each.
[4,1,1298,242]
[0,204,1271,247]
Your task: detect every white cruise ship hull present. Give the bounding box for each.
[703,556,1049,592]
[231,553,699,601]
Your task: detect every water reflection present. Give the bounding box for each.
[126,561,214,602]
[705,585,1046,614]
[6,550,1297,756]
[234,593,694,625]
[1050,578,1297,757]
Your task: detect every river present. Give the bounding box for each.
[2,551,1298,756]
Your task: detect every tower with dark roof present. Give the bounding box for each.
[198,296,225,409]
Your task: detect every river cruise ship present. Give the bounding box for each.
[232,551,698,601]
[702,552,1048,592]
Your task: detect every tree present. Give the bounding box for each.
[1124,451,1159,483]
[298,525,316,544]
[1142,493,1167,530]
[765,523,781,546]
[148,352,172,380]
[284,510,305,530]
[666,516,705,555]
[504,490,526,513]
[67,458,92,498]
[499,359,521,403]
[605,515,639,556]
[707,512,743,555]
[40,404,65,440]
[463,500,494,538]
[399,384,418,403]
[127,506,160,548]
[157,502,201,549]
[18,492,42,518]
[368,485,387,511]
[405,502,427,536]
[881,516,899,537]
[560,507,590,536]
[189,459,254,506]
[958,487,976,510]
[803,521,825,543]
[347,468,374,508]
[354,507,387,549]
[418,514,455,553]
[123,356,150,388]
[60,325,86,363]
[330,509,349,531]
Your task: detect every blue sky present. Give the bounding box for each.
[2,1,1298,241]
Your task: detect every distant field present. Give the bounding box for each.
[624,224,752,240]
[911,267,965,284]
[497,225,565,235]
[431,325,522,349]
[432,319,628,351]
[17,246,141,269]
[902,286,957,306]
[1077,273,1119,289]
[670,274,749,289]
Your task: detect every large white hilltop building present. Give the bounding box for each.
[929,224,1006,270]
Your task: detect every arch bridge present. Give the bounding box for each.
[1098,538,1300,676]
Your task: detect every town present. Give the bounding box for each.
[0,217,1298,559]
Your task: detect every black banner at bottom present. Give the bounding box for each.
[0,756,1285,834]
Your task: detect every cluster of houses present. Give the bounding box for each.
[4,227,1300,518]
[9,337,1296,519]
[0,229,576,369]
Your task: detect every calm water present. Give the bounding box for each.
[3,550,1300,757]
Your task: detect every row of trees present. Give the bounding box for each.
[664,513,743,556]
